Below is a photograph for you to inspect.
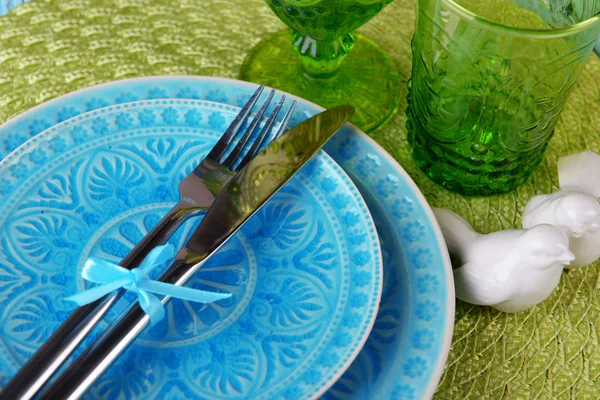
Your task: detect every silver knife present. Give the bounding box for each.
[38,104,355,400]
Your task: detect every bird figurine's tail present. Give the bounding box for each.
[432,208,479,261]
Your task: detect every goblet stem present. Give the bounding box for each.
[292,32,355,80]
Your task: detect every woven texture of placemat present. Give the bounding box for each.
[1,0,600,398]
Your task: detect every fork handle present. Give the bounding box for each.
[1,205,203,400]
[38,252,204,400]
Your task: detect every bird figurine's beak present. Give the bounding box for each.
[562,250,576,265]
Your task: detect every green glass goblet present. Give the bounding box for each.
[240,0,401,133]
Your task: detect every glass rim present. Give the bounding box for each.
[442,0,600,38]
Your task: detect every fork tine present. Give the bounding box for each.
[249,99,297,159]
[221,89,275,169]
[236,95,286,171]
[206,85,264,161]
[270,100,296,144]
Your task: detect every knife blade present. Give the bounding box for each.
[38,104,355,400]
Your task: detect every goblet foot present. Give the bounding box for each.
[240,29,401,133]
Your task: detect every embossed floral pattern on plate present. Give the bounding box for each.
[0,77,453,400]
[0,99,382,399]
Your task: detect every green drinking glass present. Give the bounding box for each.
[240,0,401,133]
[407,0,600,196]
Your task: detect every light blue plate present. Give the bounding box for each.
[0,99,383,399]
[0,76,454,400]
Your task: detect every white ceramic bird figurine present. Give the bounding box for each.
[522,190,600,268]
[434,208,575,313]
[520,151,600,268]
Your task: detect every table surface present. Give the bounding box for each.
[1,0,600,398]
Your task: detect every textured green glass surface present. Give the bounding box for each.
[3,0,600,398]
[407,0,600,195]
[454,0,552,29]
[240,0,401,133]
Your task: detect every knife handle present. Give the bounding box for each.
[38,253,203,400]
[1,206,197,400]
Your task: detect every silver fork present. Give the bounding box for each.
[2,85,297,400]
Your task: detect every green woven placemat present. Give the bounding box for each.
[1,0,600,398]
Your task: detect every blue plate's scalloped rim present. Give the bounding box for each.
[322,105,454,400]
[0,75,454,400]
[354,125,454,400]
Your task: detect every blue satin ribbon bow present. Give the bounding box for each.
[66,244,231,326]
